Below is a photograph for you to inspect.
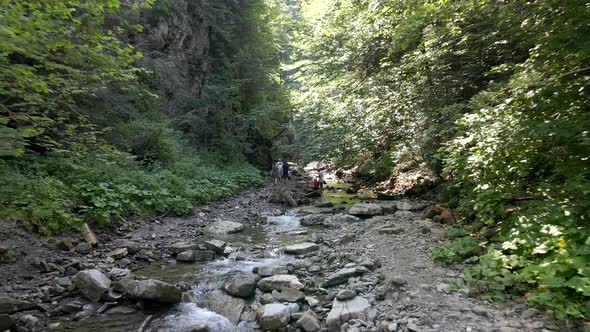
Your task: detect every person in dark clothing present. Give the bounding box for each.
[282,160,289,180]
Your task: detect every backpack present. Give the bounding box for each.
[313,179,319,189]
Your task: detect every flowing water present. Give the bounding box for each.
[56,184,362,332]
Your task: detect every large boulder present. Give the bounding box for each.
[119,278,181,304]
[204,220,244,234]
[257,303,290,330]
[0,314,15,331]
[202,289,245,325]
[300,214,329,226]
[222,274,257,298]
[0,296,35,314]
[73,269,111,303]
[323,267,369,287]
[326,296,371,331]
[349,204,382,217]
[283,243,319,255]
[258,275,304,292]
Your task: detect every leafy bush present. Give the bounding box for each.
[443,225,468,239]
[432,236,483,264]
[0,151,263,235]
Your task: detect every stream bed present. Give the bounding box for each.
[55,184,363,332]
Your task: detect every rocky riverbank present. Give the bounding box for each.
[0,173,553,332]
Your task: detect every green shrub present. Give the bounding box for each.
[432,236,483,265]
[0,151,264,235]
[444,225,468,239]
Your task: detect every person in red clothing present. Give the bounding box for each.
[313,178,320,190]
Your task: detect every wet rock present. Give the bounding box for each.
[284,243,319,255]
[258,275,304,292]
[204,239,226,255]
[188,324,211,332]
[0,314,15,331]
[119,278,181,304]
[326,297,371,331]
[257,303,290,330]
[300,214,329,226]
[222,274,257,298]
[349,204,382,217]
[75,242,92,254]
[106,248,128,260]
[323,267,369,287]
[177,250,215,263]
[0,295,35,314]
[336,289,356,301]
[203,289,245,325]
[104,305,137,315]
[297,310,321,332]
[73,269,111,303]
[170,242,199,255]
[204,220,244,234]
[56,238,74,251]
[276,288,305,302]
[378,227,404,235]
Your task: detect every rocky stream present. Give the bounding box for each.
[0,174,552,332]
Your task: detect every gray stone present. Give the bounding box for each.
[106,248,128,260]
[56,276,72,288]
[436,283,451,294]
[177,250,215,263]
[328,214,361,224]
[297,310,321,332]
[258,275,304,292]
[111,239,141,254]
[20,314,39,328]
[284,243,319,255]
[188,324,211,332]
[75,242,92,254]
[202,289,245,325]
[261,293,274,304]
[323,267,369,287]
[170,242,199,255]
[204,239,226,254]
[349,203,382,217]
[0,296,35,314]
[326,297,371,331]
[300,214,329,226]
[204,220,244,234]
[277,288,305,302]
[109,268,131,279]
[73,269,111,303]
[257,303,290,330]
[222,274,257,298]
[336,289,356,301]
[119,278,181,303]
[256,266,289,277]
[56,238,74,251]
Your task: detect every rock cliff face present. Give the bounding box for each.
[137,0,210,110]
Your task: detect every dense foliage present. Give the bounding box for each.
[290,0,589,320]
[0,0,288,233]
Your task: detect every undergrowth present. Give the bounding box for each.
[0,150,264,235]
